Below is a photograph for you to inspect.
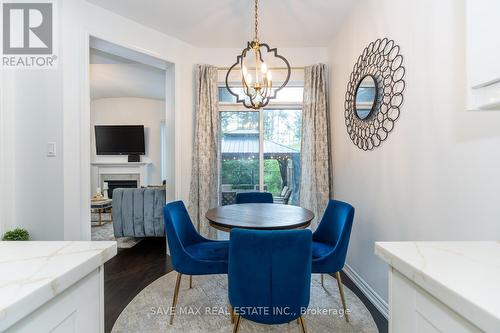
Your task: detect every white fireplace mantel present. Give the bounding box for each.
[90,161,151,194]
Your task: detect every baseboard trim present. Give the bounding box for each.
[343,264,389,319]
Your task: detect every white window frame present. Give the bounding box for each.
[218,84,303,194]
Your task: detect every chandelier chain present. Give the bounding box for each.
[254,0,259,41]
[224,0,291,109]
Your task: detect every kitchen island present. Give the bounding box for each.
[0,241,117,332]
[376,241,500,333]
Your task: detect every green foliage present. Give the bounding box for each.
[264,159,282,195]
[222,159,259,189]
[263,109,302,151]
[221,111,259,133]
[2,228,30,241]
[221,159,284,195]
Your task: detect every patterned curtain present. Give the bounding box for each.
[188,65,219,239]
[300,64,332,229]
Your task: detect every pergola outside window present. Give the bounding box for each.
[218,86,303,205]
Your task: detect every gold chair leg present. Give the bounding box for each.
[189,275,193,289]
[169,272,182,325]
[233,315,241,333]
[335,272,350,322]
[298,316,308,333]
[321,273,324,287]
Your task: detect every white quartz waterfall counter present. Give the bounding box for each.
[0,241,117,332]
[375,241,500,332]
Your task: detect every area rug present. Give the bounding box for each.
[91,213,142,248]
[112,272,378,332]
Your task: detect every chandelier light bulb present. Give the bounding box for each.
[242,65,248,76]
[261,62,267,74]
[266,71,272,82]
[246,73,252,84]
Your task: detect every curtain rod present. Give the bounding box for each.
[217,66,305,71]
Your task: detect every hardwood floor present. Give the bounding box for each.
[104,238,388,333]
[104,237,172,333]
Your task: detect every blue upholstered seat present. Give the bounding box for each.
[311,241,335,259]
[163,200,229,324]
[229,228,312,332]
[312,199,354,322]
[184,241,229,261]
[164,200,229,275]
[312,200,354,274]
[235,191,273,204]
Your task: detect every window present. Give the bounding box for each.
[219,86,303,205]
[220,111,260,192]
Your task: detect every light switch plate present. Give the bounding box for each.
[47,142,56,157]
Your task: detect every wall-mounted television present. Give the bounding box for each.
[95,125,145,155]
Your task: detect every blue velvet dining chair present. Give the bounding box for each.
[312,199,354,322]
[229,228,312,333]
[235,191,273,204]
[163,201,229,324]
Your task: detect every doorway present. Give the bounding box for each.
[87,36,173,244]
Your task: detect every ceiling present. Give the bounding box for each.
[86,0,358,48]
[90,48,165,100]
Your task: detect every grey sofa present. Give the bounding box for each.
[112,188,166,237]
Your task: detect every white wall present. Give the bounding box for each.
[329,0,500,302]
[0,0,196,240]
[0,70,64,240]
[63,0,200,241]
[90,98,165,189]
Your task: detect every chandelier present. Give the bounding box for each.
[225,0,291,109]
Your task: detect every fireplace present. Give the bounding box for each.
[105,180,138,199]
[99,173,140,199]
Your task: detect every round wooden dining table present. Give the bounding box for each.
[205,203,315,232]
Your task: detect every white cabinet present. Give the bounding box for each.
[0,242,116,332]
[6,268,104,333]
[389,269,481,333]
[376,242,500,333]
[467,0,500,110]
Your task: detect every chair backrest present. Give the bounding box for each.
[280,186,289,197]
[236,191,273,204]
[221,184,233,192]
[313,200,354,263]
[229,229,312,325]
[253,184,268,191]
[282,188,292,204]
[163,201,204,270]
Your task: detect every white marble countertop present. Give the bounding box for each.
[0,241,117,331]
[375,241,500,332]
